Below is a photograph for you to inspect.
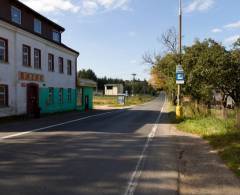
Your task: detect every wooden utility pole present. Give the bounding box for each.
[176,0,183,118]
[179,0,182,57]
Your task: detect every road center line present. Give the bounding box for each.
[124,97,166,195]
[0,110,121,140]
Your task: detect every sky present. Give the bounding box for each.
[19,0,240,80]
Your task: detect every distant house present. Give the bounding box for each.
[77,79,97,111]
[104,84,123,96]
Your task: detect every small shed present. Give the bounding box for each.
[77,79,97,111]
[104,84,124,96]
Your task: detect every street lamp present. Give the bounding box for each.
[132,73,136,96]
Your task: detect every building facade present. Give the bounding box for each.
[104,84,124,96]
[0,0,79,117]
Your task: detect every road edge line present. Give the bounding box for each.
[124,95,166,195]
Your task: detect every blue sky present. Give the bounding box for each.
[20,0,240,80]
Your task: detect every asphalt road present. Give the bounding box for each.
[0,93,179,195]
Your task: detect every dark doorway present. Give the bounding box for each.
[85,95,89,111]
[27,83,39,117]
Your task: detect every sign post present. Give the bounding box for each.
[176,65,185,85]
[176,65,184,119]
[176,0,184,119]
[117,94,126,105]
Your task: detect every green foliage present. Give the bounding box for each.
[93,95,154,107]
[78,69,98,81]
[150,38,240,106]
[162,37,240,177]
[225,46,240,106]
[97,77,155,95]
[97,76,124,91]
[177,116,240,177]
[78,69,156,95]
[150,53,177,94]
[175,99,240,177]
[182,39,229,102]
[178,117,235,135]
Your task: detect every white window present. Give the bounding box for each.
[22,45,31,67]
[11,6,21,24]
[34,48,41,69]
[0,85,8,107]
[0,38,8,62]
[67,60,72,75]
[58,57,64,73]
[53,30,61,42]
[34,19,42,34]
[48,54,54,72]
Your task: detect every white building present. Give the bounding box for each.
[104,84,124,96]
[0,0,79,117]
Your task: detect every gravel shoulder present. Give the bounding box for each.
[170,124,240,195]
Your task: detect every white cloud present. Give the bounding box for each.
[224,20,240,29]
[224,35,240,45]
[211,20,240,34]
[81,0,131,15]
[96,0,129,9]
[20,0,131,15]
[81,1,99,15]
[20,0,80,13]
[211,28,222,33]
[185,0,215,13]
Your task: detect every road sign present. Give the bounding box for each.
[117,94,126,105]
[176,65,185,84]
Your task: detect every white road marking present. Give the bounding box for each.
[0,111,121,140]
[124,97,166,195]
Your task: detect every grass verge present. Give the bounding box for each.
[94,95,155,107]
[169,103,240,177]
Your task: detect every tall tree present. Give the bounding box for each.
[145,32,240,125]
[78,69,97,81]
[228,38,240,127]
[182,39,229,103]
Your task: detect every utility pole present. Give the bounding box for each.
[179,0,182,58]
[176,0,183,119]
[132,73,136,96]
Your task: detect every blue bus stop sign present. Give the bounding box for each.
[176,65,185,84]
